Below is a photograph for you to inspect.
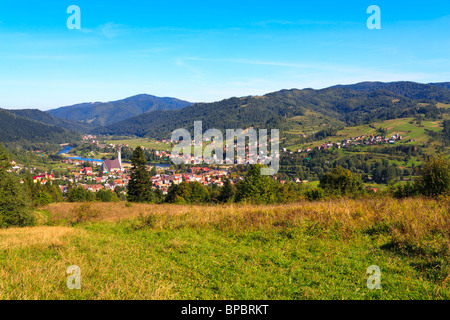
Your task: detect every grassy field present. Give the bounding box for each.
[286,117,444,151]
[105,138,215,157]
[437,103,450,109]
[0,199,449,300]
[106,138,173,151]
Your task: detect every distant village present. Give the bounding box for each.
[286,133,405,154]
[8,132,408,195]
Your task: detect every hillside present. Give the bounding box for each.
[0,109,78,145]
[93,87,420,139]
[7,109,95,133]
[429,82,450,90]
[332,81,450,103]
[48,94,192,127]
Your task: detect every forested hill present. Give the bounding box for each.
[7,109,95,133]
[429,82,450,90]
[0,109,79,145]
[331,81,450,103]
[93,87,425,139]
[48,94,192,127]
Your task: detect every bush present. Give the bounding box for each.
[306,188,326,201]
[72,202,101,223]
[34,191,53,206]
[218,178,237,203]
[67,186,95,202]
[276,182,305,203]
[319,166,363,196]
[416,156,450,197]
[96,189,119,202]
[165,181,210,204]
[133,213,157,230]
[392,182,420,199]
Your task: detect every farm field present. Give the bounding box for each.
[0,199,448,300]
[286,117,445,151]
[105,138,214,156]
[106,138,172,151]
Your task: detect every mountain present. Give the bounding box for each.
[7,109,95,133]
[332,81,450,103]
[93,86,422,139]
[429,82,450,90]
[0,109,79,145]
[48,94,192,127]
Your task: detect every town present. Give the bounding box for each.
[6,130,408,199]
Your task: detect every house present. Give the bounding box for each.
[87,184,103,192]
[33,173,54,184]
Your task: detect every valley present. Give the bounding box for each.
[1,81,450,301]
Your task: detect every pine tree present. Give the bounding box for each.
[127,147,155,203]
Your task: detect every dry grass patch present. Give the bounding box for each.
[0,226,78,250]
[44,198,450,253]
[2,198,450,299]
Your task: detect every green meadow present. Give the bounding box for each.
[0,199,448,300]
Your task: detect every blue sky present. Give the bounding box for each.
[0,0,449,110]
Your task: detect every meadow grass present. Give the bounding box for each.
[0,198,449,300]
[286,117,445,151]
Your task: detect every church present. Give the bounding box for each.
[103,148,123,173]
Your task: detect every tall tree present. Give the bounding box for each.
[237,164,278,204]
[219,178,237,203]
[127,147,155,203]
[0,144,34,228]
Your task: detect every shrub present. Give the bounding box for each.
[218,178,237,203]
[67,186,95,202]
[319,166,363,196]
[72,202,101,223]
[306,188,326,201]
[415,156,450,197]
[34,191,53,206]
[96,189,119,202]
[392,182,420,199]
[134,213,157,230]
[165,181,210,204]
